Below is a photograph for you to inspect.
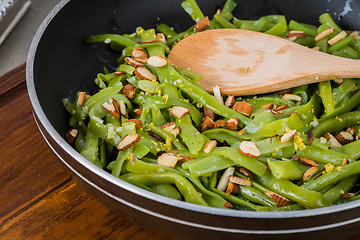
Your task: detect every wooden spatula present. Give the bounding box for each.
[168,29,360,95]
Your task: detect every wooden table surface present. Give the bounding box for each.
[1,63,360,240]
[0,63,171,240]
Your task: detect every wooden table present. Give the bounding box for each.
[0,64,171,240]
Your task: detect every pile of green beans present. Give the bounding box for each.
[64,0,360,211]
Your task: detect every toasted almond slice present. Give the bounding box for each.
[115,71,126,76]
[125,119,142,130]
[177,155,194,162]
[124,57,144,67]
[117,134,141,150]
[352,86,359,92]
[281,129,297,143]
[121,84,136,100]
[275,104,289,111]
[147,56,168,67]
[287,30,306,38]
[238,141,261,158]
[102,98,120,119]
[204,107,215,120]
[223,202,233,208]
[328,31,347,46]
[299,157,319,167]
[213,85,224,104]
[225,95,235,108]
[356,135,360,141]
[133,57,148,63]
[239,167,253,180]
[303,166,318,181]
[77,91,86,106]
[65,128,78,144]
[225,181,239,195]
[336,131,354,145]
[349,30,360,38]
[341,192,355,198]
[237,129,247,136]
[265,190,291,207]
[260,103,276,110]
[133,108,143,116]
[135,66,158,81]
[270,109,281,115]
[119,100,127,117]
[225,121,238,130]
[227,117,240,126]
[315,28,334,42]
[286,36,298,42]
[282,94,302,102]
[333,78,344,84]
[312,46,320,51]
[214,119,227,128]
[169,106,190,118]
[347,126,356,135]
[229,176,252,186]
[203,140,217,153]
[217,167,235,191]
[202,116,215,129]
[131,47,148,59]
[341,158,349,166]
[324,132,342,148]
[195,16,210,32]
[157,33,167,44]
[232,101,253,116]
[162,123,181,136]
[157,152,180,168]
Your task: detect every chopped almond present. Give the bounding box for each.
[229,176,252,186]
[287,30,306,38]
[333,78,344,84]
[239,167,253,180]
[77,92,86,106]
[117,134,141,150]
[217,167,235,191]
[341,192,355,198]
[237,129,247,136]
[147,56,168,67]
[169,106,190,118]
[65,128,78,144]
[121,84,136,100]
[156,33,166,44]
[328,31,347,46]
[225,95,235,108]
[131,47,148,59]
[282,94,302,102]
[133,108,143,116]
[214,119,227,128]
[265,190,291,207]
[324,132,342,148]
[102,98,120,119]
[204,107,215,120]
[341,158,349,166]
[125,119,142,130]
[203,140,217,153]
[238,141,261,158]
[223,202,233,208]
[336,131,354,145]
[281,129,297,143]
[157,152,180,168]
[195,16,210,32]
[199,116,215,131]
[347,126,356,135]
[303,166,318,181]
[225,117,239,130]
[124,57,144,67]
[134,66,158,81]
[225,181,238,195]
[315,28,334,42]
[260,103,276,110]
[299,157,319,167]
[232,101,253,116]
[213,85,224,104]
[119,100,127,117]
[161,123,181,136]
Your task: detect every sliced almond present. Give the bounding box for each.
[260,103,276,110]
[124,57,144,67]
[239,167,253,180]
[229,175,252,187]
[299,157,319,167]
[315,28,334,42]
[352,86,359,92]
[341,158,349,166]
[65,128,78,144]
[203,140,217,153]
[77,92,86,106]
[195,16,210,32]
[135,66,158,81]
[328,31,347,46]
[270,109,281,115]
[125,119,142,130]
[347,126,356,135]
[275,104,289,111]
[102,98,120,119]
[287,36,298,42]
[119,100,127,117]
[282,94,302,102]
[303,166,318,181]
[336,131,354,145]
[115,71,126,76]
[225,181,238,195]
[232,101,253,116]
[117,134,141,150]
[287,30,306,38]
[237,129,247,136]
[133,57,148,63]
[157,152,180,168]
[213,85,224,104]
[156,33,166,44]
[281,129,297,143]
[204,107,215,120]
[169,106,190,118]
[223,202,233,208]
[162,123,181,136]
[225,95,235,108]
[217,167,235,191]
[133,108,143,116]
[131,47,148,59]
[312,46,320,51]
[225,117,239,130]
[341,192,355,198]
[324,132,342,148]
[238,141,261,158]
[147,56,168,67]
[121,84,136,99]
[333,78,344,84]
[199,116,215,131]
[214,119,227,128]
[349,30,360,38]
[265,190,291,207]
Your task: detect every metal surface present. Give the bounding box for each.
[26,0,360,239]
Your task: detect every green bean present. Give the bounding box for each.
[318,81,335,115]
[156,23,177,38]
[289,20,318,37]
